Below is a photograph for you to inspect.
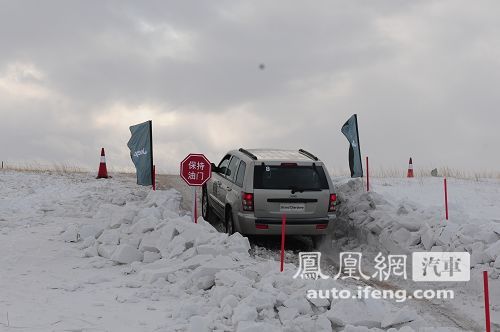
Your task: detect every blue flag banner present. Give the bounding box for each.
[341,114,363,178]
[127,120,153,186]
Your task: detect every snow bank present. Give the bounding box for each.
[336,179,500,273]
[334,178,500,330]
[63,182,443,331]
[2,169,487,330]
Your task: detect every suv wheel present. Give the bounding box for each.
[225,209,235,235]
[202,188,211,220]
[312,235,327,249]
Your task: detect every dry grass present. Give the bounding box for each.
[328,165,500,180]
[1,161,140,177]
[361,165,500,180]
[106,166,136,174]
[437,167,500,180]
[329,168,352,177]
[0,161,88,174]
[371,167,405,178]
[2,161,499,180]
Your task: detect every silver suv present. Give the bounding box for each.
[202,148,337,239]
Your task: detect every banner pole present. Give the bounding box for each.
[149,120,154,188]
[366,156,369,192]
[152,165,156,191]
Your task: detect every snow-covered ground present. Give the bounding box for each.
[370,177,500,225]
[328,176,500,331]
[0,170,497,331]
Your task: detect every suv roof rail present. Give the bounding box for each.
[239,148,258,160]
[298,148,319,161]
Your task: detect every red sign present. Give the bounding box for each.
[180,154,212,186]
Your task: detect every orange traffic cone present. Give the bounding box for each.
[96,148,110,179]
[407,157,414,178]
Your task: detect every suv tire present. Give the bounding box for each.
[312,235,327,249]
[202,187,212,220]
[225,209,235,235]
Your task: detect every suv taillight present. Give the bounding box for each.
[329,193,337,212]
[242,192,254,211]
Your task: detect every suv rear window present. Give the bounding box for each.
[253,165,329,190]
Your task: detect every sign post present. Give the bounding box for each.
[180,154,212,223]
[444,177,449,220]
[280,214,286,272]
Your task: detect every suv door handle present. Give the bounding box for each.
[226,186,232,191]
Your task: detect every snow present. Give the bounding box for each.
[143,251,161,263]
[485,240,500,261]
[111,244,144,264]
[1,170,498,331]
[326,299,389,328]
[332,176,500,330]
[380,306,419,328]
[61,224,79,242]
[335,177,500,267]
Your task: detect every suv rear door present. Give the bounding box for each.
[217,155,240,214]
[210,154,231,217]
[252,162,330,219]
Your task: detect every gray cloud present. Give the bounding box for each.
[0,0,499,173]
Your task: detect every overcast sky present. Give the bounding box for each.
[1,1,499,174]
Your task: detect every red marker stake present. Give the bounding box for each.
[444,178,448,220]
[366,156,369,192]
[483,271,491,332]
[280,214,286,272]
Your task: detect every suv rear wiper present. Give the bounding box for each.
[288,186,322,194]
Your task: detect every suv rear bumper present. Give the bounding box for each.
[236,212,336,235]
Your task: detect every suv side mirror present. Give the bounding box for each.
[211,163,219,173]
